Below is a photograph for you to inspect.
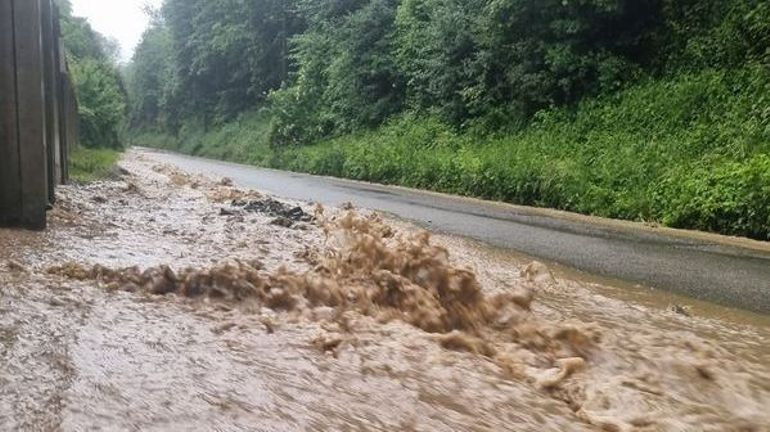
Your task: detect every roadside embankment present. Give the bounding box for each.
[131,66,770,241]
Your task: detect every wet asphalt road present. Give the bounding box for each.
[142,149,770,314]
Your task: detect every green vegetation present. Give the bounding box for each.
[131,111,274,166]
[55,0,127,182]
[69,147,121,182]
[58,0,127,149]
[277,67,770,238]
[127,0,770,239]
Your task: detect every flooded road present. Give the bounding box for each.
[142,148,770,314]
[0,149,768,431]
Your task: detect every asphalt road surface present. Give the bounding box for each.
[141,148,770,314]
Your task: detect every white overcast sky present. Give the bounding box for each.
[70,0,164,63]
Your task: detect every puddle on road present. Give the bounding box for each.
[0,148,768,431]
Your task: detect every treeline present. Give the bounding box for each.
[129,0,768,141]
[58,0,127,149]
[128,0,770,239]
[127,0,300,133]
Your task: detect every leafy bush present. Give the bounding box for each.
[270,66,770,239]
[70,58,126,148]
[657,155,770,239]
[268,0,404,146]
[128,0,770,239]
[59,0,127,149]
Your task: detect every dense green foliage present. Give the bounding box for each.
[127,0,301,131]
[130,0,770,137]
[58,0,127,148]
[268,0,404,145]
[272,67,770,238]
[125,22,173,130]
[134,65,770,238]
[128,0,770,239]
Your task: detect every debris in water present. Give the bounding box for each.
[47,262,93,280]
[261,317,276,334]
[669,304,692,317]
[6,260,26,273]
[694,362,715,381]
[270,216,295,228]
[124,181,140,194]
[212,322,238,335]
[233,197,313,223]
[153,163,202,188]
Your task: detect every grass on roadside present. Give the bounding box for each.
[69,147,121,183]
[129,65,770,240]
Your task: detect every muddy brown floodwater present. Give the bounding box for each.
[0,149,768,432]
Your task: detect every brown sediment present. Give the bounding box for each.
[536,357,586,389]
[1,148,768,431]
[206,185,262,203]
[152,163,195,187]
[438,331,497,357]
[48,210,597,366]
[46,204,606,428]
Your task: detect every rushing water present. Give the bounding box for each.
[0,150,767,431]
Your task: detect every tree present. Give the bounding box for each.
[270,0,404,145]
[58,1,128,148]
[129,0,770,146]
[126,23,174,130]
[160,0,303,126]
[71,58,127,148]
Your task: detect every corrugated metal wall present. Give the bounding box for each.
[0,0,77,230]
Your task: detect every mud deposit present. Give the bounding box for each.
[1,149,768,431]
